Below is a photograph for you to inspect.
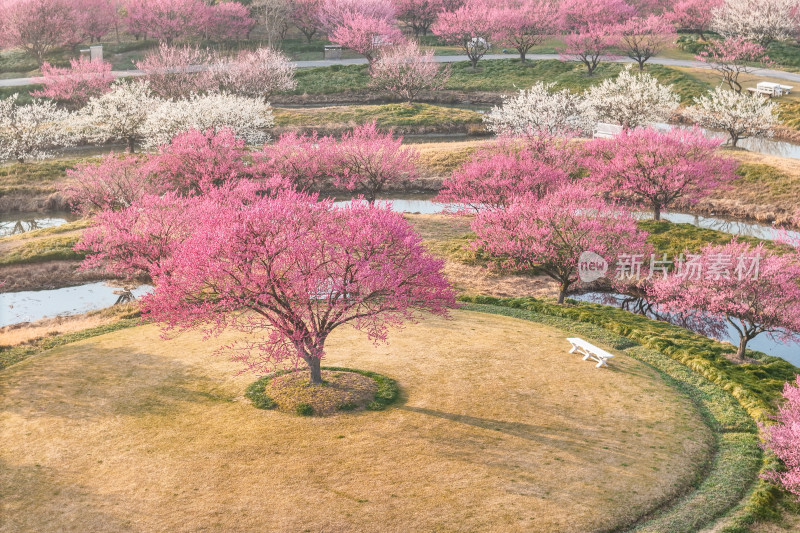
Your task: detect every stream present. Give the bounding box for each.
[0,211,77,237]
[0,282,152,328]
[571,292,800,366]
[335,195,799,241]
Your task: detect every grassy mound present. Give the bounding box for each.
[245,366,399,416]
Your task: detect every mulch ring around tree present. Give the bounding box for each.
[245,367,399,417]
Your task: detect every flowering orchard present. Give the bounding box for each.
[648,241,800,361]
[585,127,737,220]
[472,184,650,304]
[436,136,571,212]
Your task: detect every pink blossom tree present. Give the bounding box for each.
[668,0,722,39]
[140,191,455,384]
[331,121,419,203]
[330,13,404,63]
[560,24,619,76]
[316,0,396,30]
[431,0,494,68]
[489,0,558,62]
[255,131,338,192]
[73,0,118,42]
[144,128,281,195]
[696,37,770,94]
[200,1,255,41]
[369,41,451,102]
[558,0,635,30]
[77,190,201,278]
[31,58,114,109]
[472,184,650,303]
[287,0,323,42]
[212,47,296,101]
[585,127,737,220]
[63,154,154,215]
[617,15,676,70]
[124,0,206,43]
[761,376,800,500]
[648,240,800,361]
[136,43,216,99]
[0,0,79,65]
[395,0,445,37]
[435,137,571,212]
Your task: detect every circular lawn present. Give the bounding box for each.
[0,310,712,532]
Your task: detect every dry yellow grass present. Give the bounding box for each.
[408,213,561,299]
[0,311,712,532]
[0,303,138,346]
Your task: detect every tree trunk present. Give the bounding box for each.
[730,133,739,148]
[470,56,478,68]
[307,357,323,384]
[127,137,136,153]
[519,49,526,62]
[735,336,749,362]
[638,59,645,71]
[653,203,661,221]
[557,282,568,304]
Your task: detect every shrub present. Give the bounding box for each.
[295,403,314,416]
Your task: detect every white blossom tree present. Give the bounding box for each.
[484,82,590,136]
[210,47,296,101]
[689,86,777,147]
[79,81,155,153]
[142,92,274,149]
[368,41,450,103]
[0,94,74,162]
[581,66,679,129]
[711,0,800,45]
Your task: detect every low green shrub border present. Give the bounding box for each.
[0,317,141,371]
[459,297,796,532]
[244,366,399,414]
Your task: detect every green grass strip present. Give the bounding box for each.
[460,299,787,532]
[245,366,399,414]
[0,318,140,371]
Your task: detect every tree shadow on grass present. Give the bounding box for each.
[0,342,234,422]
[398,405,638,461]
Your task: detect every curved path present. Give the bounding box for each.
[2,53,799,88]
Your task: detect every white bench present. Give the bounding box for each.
[593,122,624,139]
[566,337,615,368]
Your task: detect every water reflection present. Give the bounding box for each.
[335,195,799,241]
[642,211,800,242]
[0,282,152,327]
[570,291,800,366]
[0,212,76,237]
[653,122,800,159]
